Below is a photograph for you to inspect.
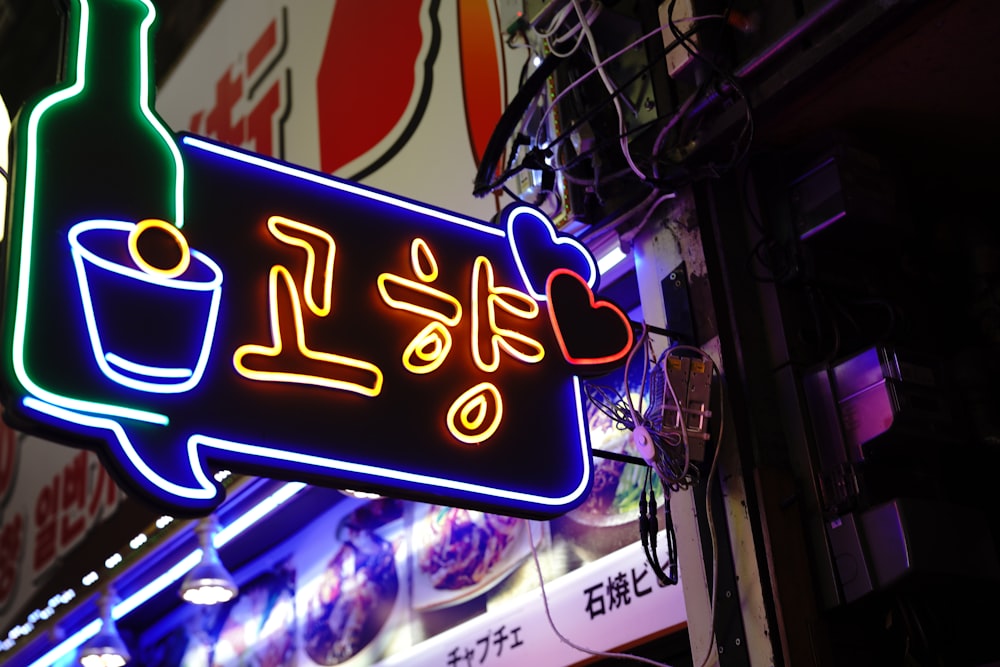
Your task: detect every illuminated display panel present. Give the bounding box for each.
[0,0,634,519]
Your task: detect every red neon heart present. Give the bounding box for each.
[545,268,634,368]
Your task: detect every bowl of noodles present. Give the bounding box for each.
[411,505,531,610]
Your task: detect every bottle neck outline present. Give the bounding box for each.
[44,0,186,227]
[7,0,186,423]
[65,0,150,102]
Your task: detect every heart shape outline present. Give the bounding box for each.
[545,268,634,367]
[504,205,596,301]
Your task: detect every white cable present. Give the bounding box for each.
[534,1,575,38]
[527,522,677,667]
[570,0,647,181]
[545,2,600,59]
[623,324,648,428]
[632,193,678,239]
[535,12,724,147]
[535,10,725,173]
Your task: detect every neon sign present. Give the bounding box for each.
[0,0,633,518]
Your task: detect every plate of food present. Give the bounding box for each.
[302,501,404,665]
[411,504,537,611]
[211,568,297,667]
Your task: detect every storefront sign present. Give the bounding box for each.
[1,0,632,518]
[139,496,685,667]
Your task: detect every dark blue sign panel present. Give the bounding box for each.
[0,0,633,518]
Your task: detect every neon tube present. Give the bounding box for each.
[21,482,307,667]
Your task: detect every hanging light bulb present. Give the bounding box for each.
[179,514,239,605]
[79,588,130,667]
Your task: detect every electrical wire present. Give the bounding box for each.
[533,19,705,151]
[640,465,679,587]
[618,192,679,247]
[582,335,727,666]
[545,41,690,163]
[545,1,601,58]
[655,346,694,491]
[520,17,721,199]
[473,51,563,197]
[534,1,576,39]
[570,0,647,181]
[664,0,754,175]
[483,3,753,202]
[481,20,708,199]
[527,522,677,667]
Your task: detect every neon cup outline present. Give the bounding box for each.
[69,219,223,394]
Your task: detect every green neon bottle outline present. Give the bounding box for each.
[10,0,186,425]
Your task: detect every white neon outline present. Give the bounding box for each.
[21,379,590,525]
[106,353,193,379]
[12,134,594,523]
[182,135,504,238]
[69,219,222,394]
[186,384,591,506]
[23,397,214,499]
[504,205,598,301]
[180,143,590,511]
[9,0,184,424]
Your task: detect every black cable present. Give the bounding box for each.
[665,0,754,175]
[584,381,637,431]
[479,23,701,199]
[638,467,678,586]
[593,448,648,466]
[542,30,694,155]
[473,52,564,198]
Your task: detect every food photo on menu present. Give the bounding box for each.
[139,564,297,667]
[299,497,408,666]
[412,505,534,611]
[212,567,298,667]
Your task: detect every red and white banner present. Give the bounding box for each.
[0,427,123,638]
[157,0,521,221]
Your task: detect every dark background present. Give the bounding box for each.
[0,0,223,116]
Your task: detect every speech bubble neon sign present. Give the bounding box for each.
[0,0,634,518]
